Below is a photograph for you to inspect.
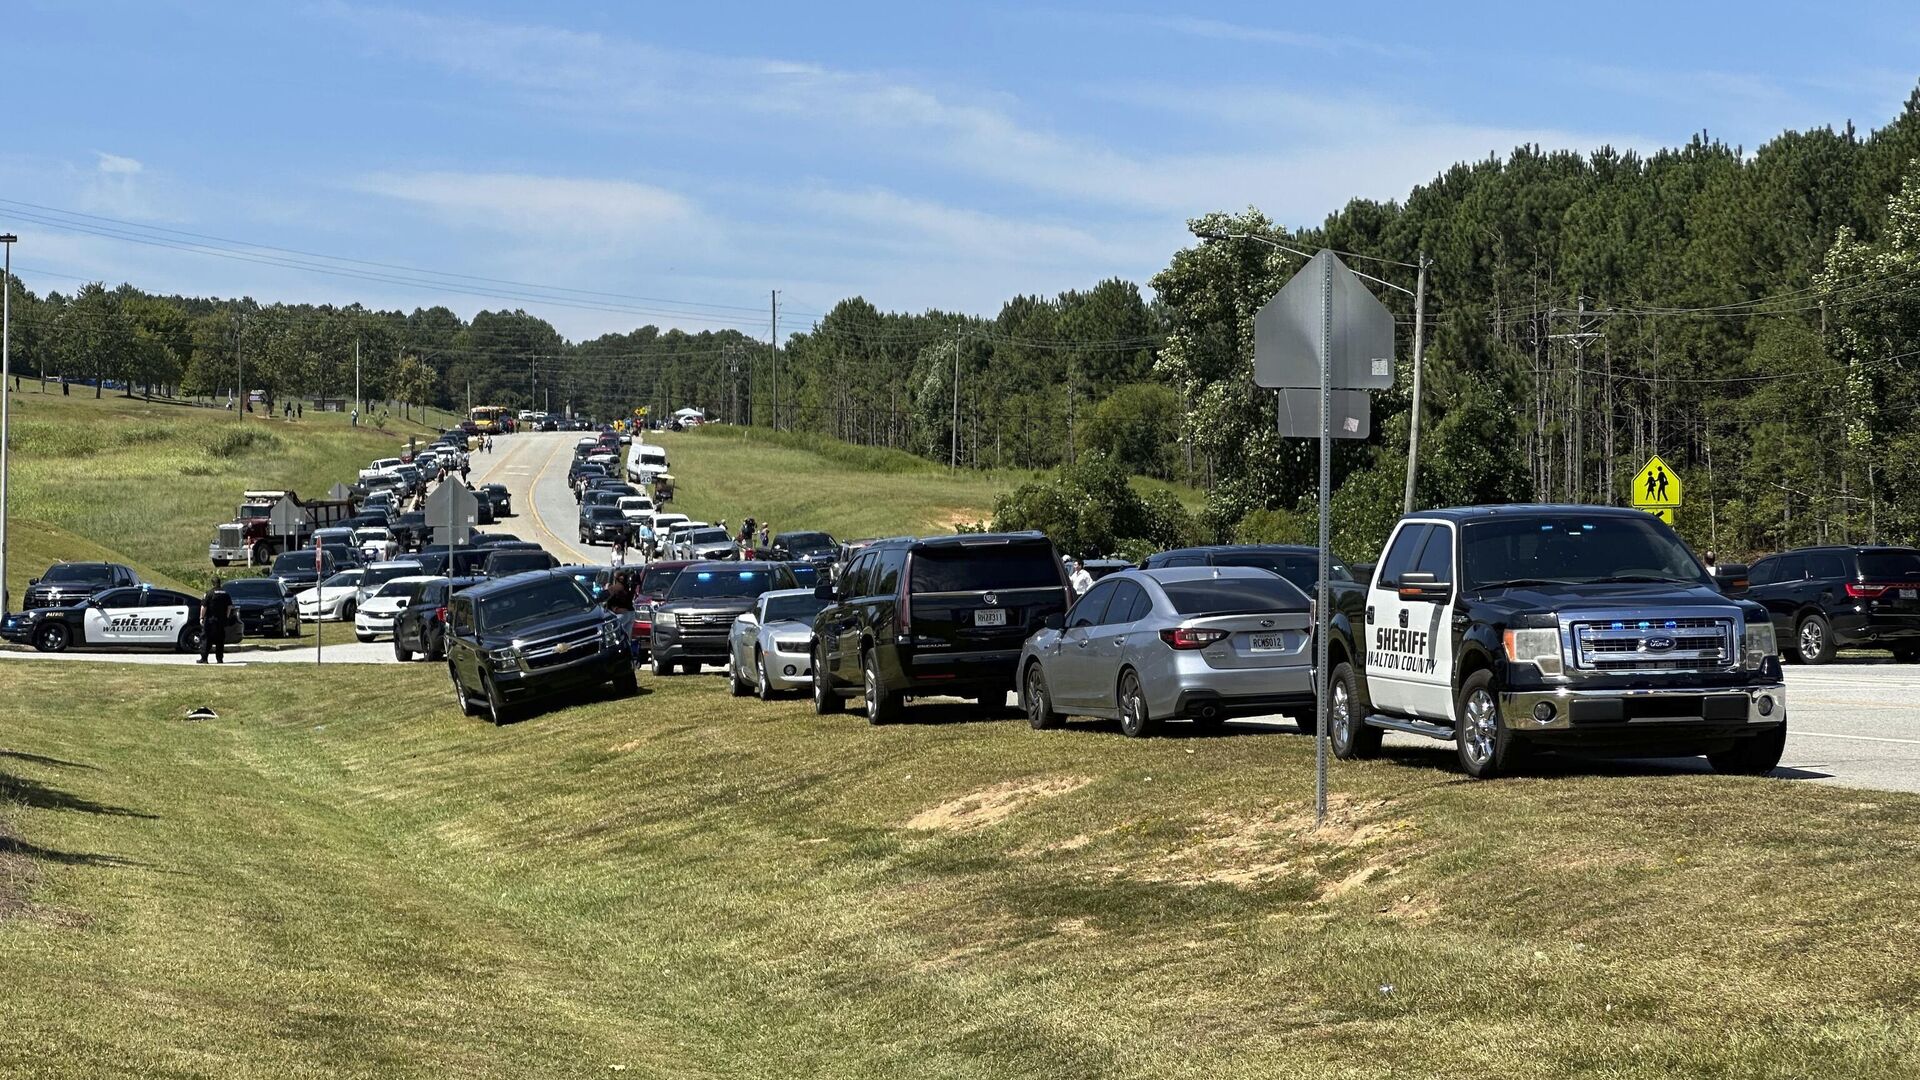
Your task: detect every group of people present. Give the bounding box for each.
[737,517,771,558]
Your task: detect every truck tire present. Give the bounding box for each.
[864,649,902,725]
[1455,669,1527,779]
[1795,614,1834,665]
[1330,660,1382,759]
[813,643,844,714]
[650,651,675,677]
[1708,721,1787,776]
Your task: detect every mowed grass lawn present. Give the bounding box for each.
[4,387,442,601]
[666,425,1204,540]
[4,660,1919,1078]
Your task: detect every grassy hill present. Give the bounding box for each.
[2,660,1916,1078]
[668,425,1204,541]
[3,387,442,601]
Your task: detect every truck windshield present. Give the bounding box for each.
[239,505,272,520]
[668,569,779,599]
[43,564,113,583]
[1462,516,1707,589]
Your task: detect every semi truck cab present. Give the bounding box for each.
[1330,504,1787,779]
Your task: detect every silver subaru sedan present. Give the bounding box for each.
[1018,567,1315,737]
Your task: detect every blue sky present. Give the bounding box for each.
[3,0,1917,339]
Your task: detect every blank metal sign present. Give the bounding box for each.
[1277,389,1370,439]
[1254,249,1396,391]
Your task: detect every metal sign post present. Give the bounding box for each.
[1315,252,1334,828]
[315,534,323,666]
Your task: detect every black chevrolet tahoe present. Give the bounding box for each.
[810,532,1070,724]
[1325,505,1786,779]
[445,570,637,724]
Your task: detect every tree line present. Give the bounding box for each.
[7,87,1920,558]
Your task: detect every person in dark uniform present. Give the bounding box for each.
[603,574,635,614]
[199,576,234,664]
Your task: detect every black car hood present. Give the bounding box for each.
[1465,582,1750,620]
[476,610,605,648]
[230,597,285,610]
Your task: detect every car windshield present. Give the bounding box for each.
[910,544,1062,592]
[780,532,833,549]
[640,451,666,465]
[640,566,683,595]
[1161,575,1308,615]
[1462,515,1708,589]
[689,528,731,544]
[43,564,112,583]
[475,577,591,631]
[320,571,363,589]
[354,529,389,542]
[364,564,419,589]
[1210,552,1354,591]
[764,595,826,622]
[222,579,281,598]
[589,507,625,521]
[489,553,550,571]
[374,579,425,599]
[668,568,778,599]
[272,553,325,573]
[1857,550,1920,580]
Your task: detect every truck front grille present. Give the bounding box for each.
[1571,617,1733,671]
[520,624,604,669]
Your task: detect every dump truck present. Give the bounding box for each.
[209,489,359,567]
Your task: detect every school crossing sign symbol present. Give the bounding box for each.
[1632,455,1683,525]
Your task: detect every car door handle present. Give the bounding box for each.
[1365,606,1374,625]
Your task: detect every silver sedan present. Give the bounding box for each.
[727,588,827,699]
[1018,567,1315,737]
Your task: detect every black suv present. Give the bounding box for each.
[484,548,559,578]
[648,561,799,675]
[770,531,839,565]
[479,483,513,517]
[1744,545,1920,663]
[445,570,637,724]
[393,575,486,661]
[223,576,300,636]
[21,562,140,610]
[810,532,1070,723]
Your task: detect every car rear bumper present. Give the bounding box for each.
[900,647,1022,693]
[1832,610,1920,647]
[1500,683,1785,748]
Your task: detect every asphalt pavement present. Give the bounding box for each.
[9,430,1920,794]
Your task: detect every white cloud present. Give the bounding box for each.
[1137,15,1426,61]
[94,152,144,175]
[353,171,699,241]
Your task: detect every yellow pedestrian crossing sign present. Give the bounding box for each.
[1632,456,1682,524]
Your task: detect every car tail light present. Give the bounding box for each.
[434,606,447,623]
[1161,627,1229,650]
[1846,582,1893,599]
[899,554,913,635]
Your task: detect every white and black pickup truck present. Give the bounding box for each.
[1323,504,1787,779]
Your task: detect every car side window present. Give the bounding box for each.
[94,588,138,608]
[1376,524,1432,587]
[146,590,189,607]
[1411,526,1455,582]
[1775,554,1807,583]
[842,553,876,598]
[873,548,904,596]
[1809,553,1846,580]
[1747,558,1776,587]
[1068,580,1118,628]
[1103,580,1147,625]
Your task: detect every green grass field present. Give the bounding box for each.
[665,425,1203,541]
[3,387,441,602]
[4,660,1919,1078]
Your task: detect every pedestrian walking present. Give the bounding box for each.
[350,408,358,427]
[611,531,628,567]
[297,403,303,419]
[459,461,471,485]
[198,576,235,664]
[1068,558,1094,597]
[758,523,770,550]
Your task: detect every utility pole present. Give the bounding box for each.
[1401,252,1429,513]
[769,289,780,431]
[353,338,360,417]
[0,233,14,615]
[236,314,245,420]
[1548,299,1608,503]
[951,325,961,469]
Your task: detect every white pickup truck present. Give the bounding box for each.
[358,457,404,483]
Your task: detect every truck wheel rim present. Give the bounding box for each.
[864,659,879,705]
[1331,678,1352,752]
[1463,688,1497,766]
[1800,621,1822,657]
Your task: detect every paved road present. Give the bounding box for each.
[12,429,1920,794]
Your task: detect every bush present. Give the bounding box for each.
[1080,383,1182,478]
[992,453,1199,557]
[206,427,282,459]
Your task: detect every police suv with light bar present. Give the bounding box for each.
[1324,504,1786,779]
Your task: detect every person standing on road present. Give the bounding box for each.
[1068,558,1093,597]
[459,461,471,486]
[611,531,628,567]
[198,576,234,665]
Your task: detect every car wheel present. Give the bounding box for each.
[1116,668,1155,738]
[1455,669,1526,779]
[394,638,413,662]
[483,675,511,726]
[1796,614,1834,664]
[864,649,901,725]
[728,655,751,696]
[288,614,300,636]
[340,600,355,621]
[451,665,478,716]
[175,625,201,654]
[651,651,674,677]
[1708,720,1787,776]
[1023,661,1064,730]
[813,643,844,715]
[33,622,71,653]
[755,652,775,700]
[1329,660,1381,759]
[1895,645,1920,664]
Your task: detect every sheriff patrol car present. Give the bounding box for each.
[1325,504,1787,779]
[1,584,240,654]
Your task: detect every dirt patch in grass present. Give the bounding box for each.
[906,775,1094,831]
[1122,794,1426,896]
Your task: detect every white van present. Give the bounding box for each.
[626,442,670,483]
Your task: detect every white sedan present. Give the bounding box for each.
[353,575,437,642]
[297,569,366,622]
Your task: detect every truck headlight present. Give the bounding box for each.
[1502,628,1563,676]
[487,646,518,666]
[653,611,677,629]
[1743,622,1778,669]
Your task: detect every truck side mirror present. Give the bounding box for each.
[1396,571,1453,603]
[1712,563,1750,593]
[1043,613,1065,631]
[813,579,836,602]
[28,577,38,586]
